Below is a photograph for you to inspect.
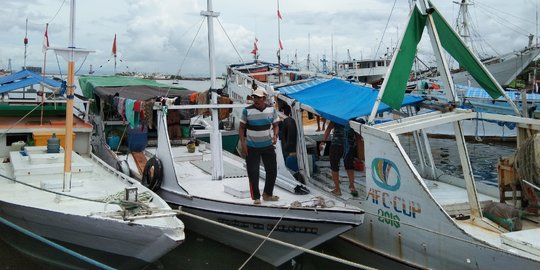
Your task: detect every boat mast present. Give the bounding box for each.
[307,33,311,71]
[277,0,282,83]
[456,0,473,52]
[63,0,77,192]
[202,0,224,180]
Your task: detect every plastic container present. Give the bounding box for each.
[47,133,61,153]
[181,126,191,138]
[107,135,121,150]
[33,131,75,148]
[127,128,148,152]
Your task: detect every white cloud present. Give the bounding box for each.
[0,0,536,76]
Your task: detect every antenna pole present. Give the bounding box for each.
[24,18,28,70]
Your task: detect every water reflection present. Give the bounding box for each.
[401,136,515,183]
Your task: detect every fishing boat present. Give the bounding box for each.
[441,0,540,88]
[336,57,391,86]
[0,1,184,269]
[90,1,363,267]
[277,1,540,268]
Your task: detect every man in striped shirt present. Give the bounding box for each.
[239,87,280,205]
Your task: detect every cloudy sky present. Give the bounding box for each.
[0,0,537,77]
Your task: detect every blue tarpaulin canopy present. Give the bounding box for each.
[0,69,62,94]
[278,78,424,126]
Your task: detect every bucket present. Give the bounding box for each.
[107,135,121,150]
[127,128,148,152]
[181,126,191,138]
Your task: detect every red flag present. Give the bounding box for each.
[277,10,282,19]
[279,40,283,50]
[250,37,258,55]
[42,24,49,53]
[112,34,117,57]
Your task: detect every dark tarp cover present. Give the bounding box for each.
[278,78,424,126]
[78,75,195,101]
[0,69,61,94]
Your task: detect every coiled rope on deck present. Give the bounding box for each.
[0,172,156,219]
[514,133,540,186]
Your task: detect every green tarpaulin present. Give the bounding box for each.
[381,7,427,110]
[430,7,502,100]
[380,2,504,111]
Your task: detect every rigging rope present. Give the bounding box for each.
[217,18,244,64]
[173,209,376,270]
[238,205,292,269]
[47,0,67,24]
[0,216,115,270]
[0,102,43,137]
[371,0,397,73]
[166,17,206,98]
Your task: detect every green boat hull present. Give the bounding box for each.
[0,103,67,116]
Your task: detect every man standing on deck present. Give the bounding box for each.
[239,87,280,205]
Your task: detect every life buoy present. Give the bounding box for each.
[142,157,163,191]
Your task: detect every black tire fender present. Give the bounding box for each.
[142,157,163,191]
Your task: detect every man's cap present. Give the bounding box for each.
[252,87,268,97]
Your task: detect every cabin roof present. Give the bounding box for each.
[0,69,62,94]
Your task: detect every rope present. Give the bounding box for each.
[167,18,206,97]
[116,123,129,153]
[47,0,67,24]
[0,103,43,137]
[0,216,114,270]
[371,0,397,66]
[514,134,540,186]
[74,54,88,75]
[55,53,64,80]
[102,190,154,216]
[217,18,244,64]
[0,172,155,218]
[238,205,292,269]
[174,209,376,270]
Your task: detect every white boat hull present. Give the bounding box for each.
[161,194,361,266]
[0,201,180,269]
[451,46,540,87]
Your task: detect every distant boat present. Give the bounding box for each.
[0,2,184,269]
[442,0,540,87]
[336,58,391,86]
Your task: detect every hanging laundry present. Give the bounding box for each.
[142,99,155,129]
[125,98,139,128]
[117,97,126,123]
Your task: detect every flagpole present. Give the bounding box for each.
[40,23,49,125]
[24,18,28,70]
[277,0,282,83]
[112,34,117,74]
